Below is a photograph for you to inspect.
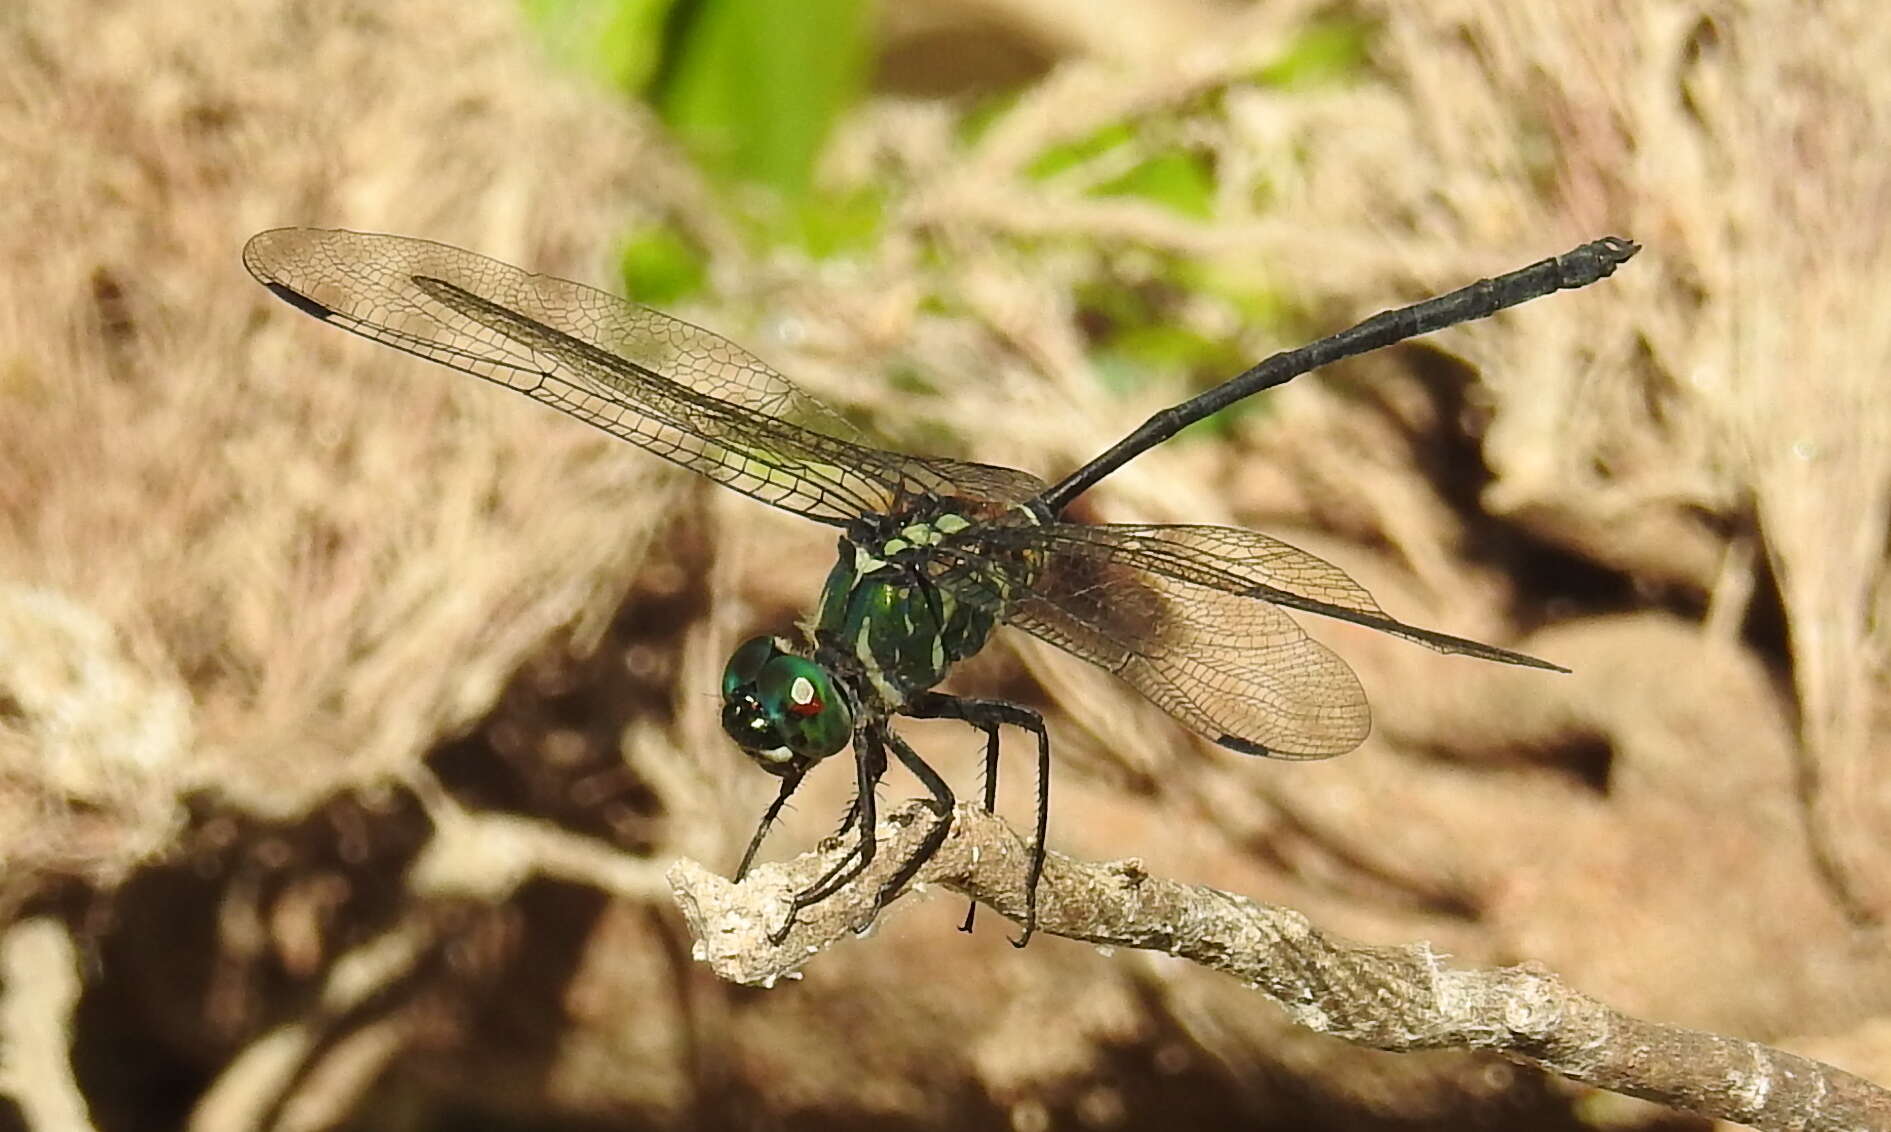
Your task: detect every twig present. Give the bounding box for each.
[189,780,677,1132]
[669,801,1891,1132]
[188,919,436,1132]
[0,918,97,1132]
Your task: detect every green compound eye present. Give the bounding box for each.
[721,636,777,700]
[719,637,853,772]
[756,654,852,759]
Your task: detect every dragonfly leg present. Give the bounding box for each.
[734,767,808,882]
[906,693,1050,947]
[827,788,863,845]
[768,727,887,943]
[871,728,957,924]
[954,722,1002,933]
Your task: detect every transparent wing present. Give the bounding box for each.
[1020,524,1567,668]
[243,228,1045,524]
[935,522,1562,758]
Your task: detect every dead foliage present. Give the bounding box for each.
[0,0,1885,1128]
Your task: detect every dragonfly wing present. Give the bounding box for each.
[933,523,1370,758]
[245,228,1035,524]
[941,521,1563,757]
[894,459,1047,509]
[1024,524,1567,670]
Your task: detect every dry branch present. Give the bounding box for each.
[0,919,97,1132]
[671,802,1891,1132]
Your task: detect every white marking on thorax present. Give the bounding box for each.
[853,618,902,703]
[898,522,942,547]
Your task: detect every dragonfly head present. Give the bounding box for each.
[720,636,854,775]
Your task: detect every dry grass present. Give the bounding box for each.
[0,0,1885,1127]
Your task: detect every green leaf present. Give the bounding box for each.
[1074,253,1293,439]
[884,363,939,397]
[523,0,678,94]
[789,186,885,259]
[1254,18,1373,89]
[1174,260,1297,330]
[955,90,1020,147]
[618,225,708,305]
[653,0,874,200]
[1092,150,1216,219]
[1026,122,1134,180]
[1112,323,1227,371]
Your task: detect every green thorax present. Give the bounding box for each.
[813,501,1035,707]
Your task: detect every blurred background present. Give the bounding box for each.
[0,0,1886,1128]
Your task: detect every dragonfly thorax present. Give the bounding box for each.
[720,636,855,774]
[811,498,1028,711]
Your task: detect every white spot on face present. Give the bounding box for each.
[790,675,816,706]
[759,746,793,764]
[748,717,770,733]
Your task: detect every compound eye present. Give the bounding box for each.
[722,636,780,699]
[776,669,825,717]
[757,656,853,759]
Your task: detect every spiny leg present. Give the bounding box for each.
[908,693,1051,946]
[832,786,865,841]
[735,767,808,882]
[871,728,957,925]
[802,776,871,888]
[954,721,1002,932]
[769,727,887,943]
[791,734,883,906]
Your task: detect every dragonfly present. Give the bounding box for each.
[244,227,1637,946]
